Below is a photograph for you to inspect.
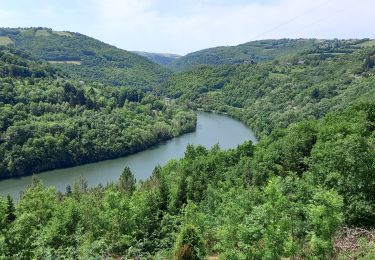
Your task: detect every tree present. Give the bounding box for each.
[118,166,136,195]
[311,88,320,100]
[152,166,170,213]
[174,175,188,212]
[6,195,16,224]
[65,184,72,196]
[174,225,206,260]
[0,197,7,230]
[158,174,169,213]
[73,176,88,195]
[241,177,297,259]
[364,56,375,70]
[151,165,162,179]
[308,104,375,225]
[307,188,343,257]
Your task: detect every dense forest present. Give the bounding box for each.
[0,103,373,259]
[158,42,375,137]
[0,27,171,87]
[0,31,375,259]
[0,48,196,179]
[166,38,373,71]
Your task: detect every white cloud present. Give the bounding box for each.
[0,8,12,25]
[92,0,154,20]
[1,0,374,54]
[84,0,375,54]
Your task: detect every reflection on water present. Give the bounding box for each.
[0,112,257,197]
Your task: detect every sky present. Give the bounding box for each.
[0,0,374,55]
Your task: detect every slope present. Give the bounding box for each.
[0,47,196,179]
[167,38,372,72]
[1,102,374,258]
[132,51,181,66]
[159,42,375,137]
[0,27,171,88]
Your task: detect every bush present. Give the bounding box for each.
[174,225,206,260]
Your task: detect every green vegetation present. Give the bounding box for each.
[1,31,375,258]
[159,44,375,137]
[167,38,371,71]
[0,37,13,46]
[174,225,206,259]
[357,39,375,48]
[0,103,373,258]
[0,27,171,87]
[132,51,181,66]
[0,48,196,178]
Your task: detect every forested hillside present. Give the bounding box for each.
[167,38,373,71]
[0,47,196,179]
[159,44,375,137]
[1,32,375,259]
[0,27,171,87]
[132,51,181,66]
[0,103,373,259]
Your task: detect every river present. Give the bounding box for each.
[0,112,257,197]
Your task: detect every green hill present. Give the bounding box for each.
[1,34,375,259]
[159,42,375,137]
[132,51,181,66]
[1,102,373,259]
[0,27,171,88]
[167,38,372,71]
[0,47,196,178]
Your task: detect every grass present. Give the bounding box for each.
[35,29,51,37]
[0,36,13,46]
[20,29,35,36]
[53,31,73,37]
[359,40,375,48]
[48,60,81,65]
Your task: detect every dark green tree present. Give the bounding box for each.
[65,184,72,196]
[159,176,169,213]
[6,195,15,224]
[118,166,136,195]
[174,175,188,212]
[151,166,169,213]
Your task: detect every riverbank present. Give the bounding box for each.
[0,112,257,197]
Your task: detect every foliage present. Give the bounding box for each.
[0,49,196,178]
[0,33,374,259]
[118,167,136,195]
[159,44,375,138]
[1,102,371,258]
[174,224,206,260]
[307,188,343,258]
[0,27,171,88]
[132,51,181,66]
[167,38,370,71]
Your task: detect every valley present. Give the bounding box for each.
[0,27,374,259]
[0,112,256,197]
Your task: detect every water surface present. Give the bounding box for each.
[0,112,257,197]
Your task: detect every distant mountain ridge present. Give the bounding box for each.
[166,38,375,71]
[159,39,375,137]
[132,51,181,66]
[3,28,373,80]
[0,27,171,88]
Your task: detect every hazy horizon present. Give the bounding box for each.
[1,0,374,55]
